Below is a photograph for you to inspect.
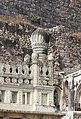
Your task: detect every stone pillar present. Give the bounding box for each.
[61,80,66,110]
[4,90,11,103]
[68,76,75,111]
[12,64,16,74]
[32,53,39,110]
[4,63,10,73]
[18,64,22,74]
[60,81,64,110]
[32,53,39,86]
[71,76,75,110]
[17,91,23,104]
[30,28,49,111]
[25,92,27,104]
[48,53,54,81]
[49,90,54,106]
[68,81,72,111]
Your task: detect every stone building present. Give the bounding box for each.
[0,0,81,118]
[0,27,81,119]
[0,28,65,119]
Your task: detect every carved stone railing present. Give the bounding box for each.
[0,77,32,85]
[38,76,50,86]
[0,62,32,85]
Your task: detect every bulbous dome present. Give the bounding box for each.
[31,28,49,54]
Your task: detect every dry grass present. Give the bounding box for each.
[72,32,81,39]
[0,15,23,24]
[0,15,37,28]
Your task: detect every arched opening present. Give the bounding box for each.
[64,80,68,107]
[75,83,81,111]
[54,89,60,110]
[65,80,68,89]
[65,81,68,96]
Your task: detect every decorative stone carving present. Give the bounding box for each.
[53,79,59,85]
[18,78,23,84]
[24,54,31,63]
[31,28,49,54]
[32,52,39,64]
[48,81,53,86]
[12,78,17,83]
[43,80,47,85]
[0,77,4,84]
[5,77,10,83]
[32,53,39,61]
[24,79,29,84]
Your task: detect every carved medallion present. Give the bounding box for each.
[18,78,23,84]
[5,77,10,83]
[12,78,17,83]
[24,79,29,84]
[0,77,4,84]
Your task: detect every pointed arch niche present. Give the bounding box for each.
[76,83,81,110]
[53,86,61,110]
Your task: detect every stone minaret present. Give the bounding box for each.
[31,28,49,110]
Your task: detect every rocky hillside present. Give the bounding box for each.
[0,21,34,62]
[48,26,81,70]
[0,0,81,71]
[0,0,81,31]
[0,21,81,71]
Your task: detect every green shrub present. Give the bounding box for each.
[31,13,40,24]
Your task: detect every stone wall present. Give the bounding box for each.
[0,111,64,119]
[0,0,81,32]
